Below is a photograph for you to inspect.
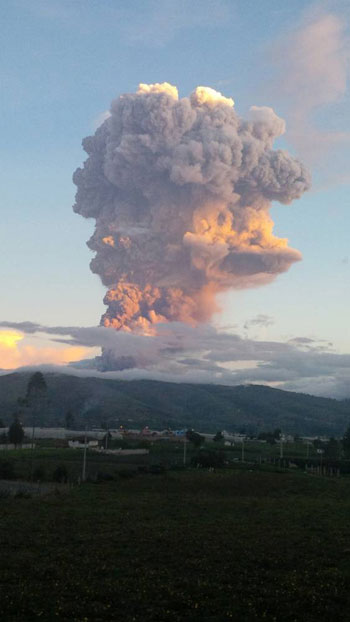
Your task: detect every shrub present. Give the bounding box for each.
[118,469,137,479]
[0,488,11,499]
[186,429,205,447]
[96,471,115,481]
[191,450,225,469]
[52,465,68,483]
[149,464,166,474]
[0,460,15,479]
[33,465,46,481]
[14,489,32,499]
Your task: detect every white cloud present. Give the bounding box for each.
[268,8,350,179]
[1,320,349,398]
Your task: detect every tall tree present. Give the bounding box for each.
[65,411,75,430]
[8,416,24,448]
[213,431,224,442]
[342,426,350,458]
[186,429,204,447]
[25,372,47,480]
[26,372,47,406]
[25,372,48,425]
[324,437,339,459]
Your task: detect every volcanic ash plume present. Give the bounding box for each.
[73,83,310,333]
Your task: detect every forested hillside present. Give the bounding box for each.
[0,372,349,436]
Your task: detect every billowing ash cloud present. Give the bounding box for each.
[73,83,310,338]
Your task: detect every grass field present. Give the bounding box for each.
[0,438,344,485]
[1,467,350,621]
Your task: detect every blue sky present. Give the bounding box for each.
[0,0,349,395]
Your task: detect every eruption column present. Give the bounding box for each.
[73,83,310,338]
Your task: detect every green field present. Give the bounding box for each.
[1,464,350,621]
[0,438,343,482]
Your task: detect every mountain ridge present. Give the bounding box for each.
[0,371,349,436]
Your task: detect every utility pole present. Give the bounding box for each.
[30,415,36,482]
[82,425,87,482]
[183,434,187,467]
[241,438,245,462]
[280,434,284,459]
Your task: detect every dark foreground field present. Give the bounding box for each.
[1,470,350,621]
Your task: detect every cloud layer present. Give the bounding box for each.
[1,321,349,399]
[0,327,89,369]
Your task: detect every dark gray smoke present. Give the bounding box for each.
[73,83,310,350]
